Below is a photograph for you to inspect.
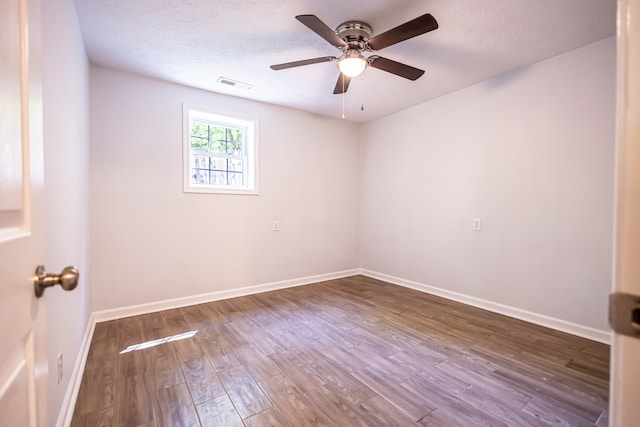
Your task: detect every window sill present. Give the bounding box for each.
[183,186,259,196]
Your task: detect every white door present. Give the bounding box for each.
[0,0,48,425]
[610,0,640,425]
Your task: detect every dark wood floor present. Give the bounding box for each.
[71,275,610,426]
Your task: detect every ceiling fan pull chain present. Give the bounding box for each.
[360,73,365,111]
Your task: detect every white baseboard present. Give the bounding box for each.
[93,269,360,323]
[360,269,611,345]
[56,314,96,427]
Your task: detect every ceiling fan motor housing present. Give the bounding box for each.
[336,21,372,50]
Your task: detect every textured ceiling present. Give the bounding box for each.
[74,0,616,122]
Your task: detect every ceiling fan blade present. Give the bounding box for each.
[296,15,348,49]
[369,56,425,80]
[333,73,351,94]
[366,13,438,51]
[270,56,336,70]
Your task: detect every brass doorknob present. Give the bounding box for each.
[34,265,79,298]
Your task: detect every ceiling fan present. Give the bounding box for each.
[270,13,439,94]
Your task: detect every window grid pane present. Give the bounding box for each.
[190,119,246,187]
[185,106,255,194]
[190,153,245,187]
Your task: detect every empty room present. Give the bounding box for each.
[2,0,639,426]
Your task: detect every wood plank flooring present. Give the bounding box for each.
[71,275,610,426]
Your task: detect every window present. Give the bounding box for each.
[183,104,258,194]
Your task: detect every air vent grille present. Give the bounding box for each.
[216,77,253,90]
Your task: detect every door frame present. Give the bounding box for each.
[610,0,640,425]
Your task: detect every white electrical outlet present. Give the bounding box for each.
[472,218,481,231]
[273,220,280,231]
[57,352,63,384]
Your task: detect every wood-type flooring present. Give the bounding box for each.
[71,275,610,426]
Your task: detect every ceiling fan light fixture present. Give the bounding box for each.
[338,51,367,77]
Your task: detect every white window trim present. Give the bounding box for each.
[183,103,259,195]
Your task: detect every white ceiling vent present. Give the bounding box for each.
[216,77,253,90]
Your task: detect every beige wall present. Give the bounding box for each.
[42,0,91,424]
[360,37,615,332]
[89,66,361,311]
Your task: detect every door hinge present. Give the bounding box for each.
[610,293,640,339]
